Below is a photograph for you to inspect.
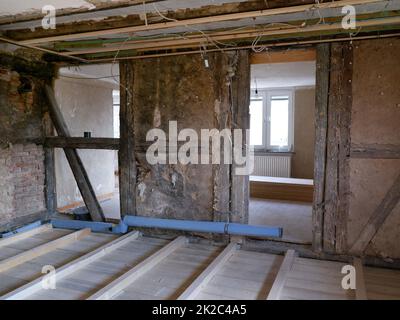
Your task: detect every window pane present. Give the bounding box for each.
[270,97,289,147]
[249,99,263,146]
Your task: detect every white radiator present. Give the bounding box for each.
[252,155,291,177]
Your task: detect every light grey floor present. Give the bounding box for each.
[100,192,121,221]
[249,198,312,244]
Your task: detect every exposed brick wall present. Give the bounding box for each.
[0,63,47,231]
[0,144,46,226]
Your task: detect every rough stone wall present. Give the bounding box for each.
[0,65,47,231]
[348,38,400,259]
[123,52,249,222]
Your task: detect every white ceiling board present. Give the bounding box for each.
[0,0,248,29]
[59,63,119,86]
[0,0,95,16]
[251,61,316,89]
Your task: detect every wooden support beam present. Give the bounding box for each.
[44,85,105,222]
[60,16,400,57]
[2,231,140,300]
[250,48,316,64]
[312,43,330,252]
[231,50,250,224]
[17,0,382,45]
[87,236,187,300]
[267,249,298,300]
[178,242,237,300]
[42,111,57,215]
[323,42,353,254]
[118,62,136,217]
[353,258,368,300]
[43,137,120,150]
[0,228,91,273]
[350,172,400,254]
[350,143,400,159]
[0,224,52,248]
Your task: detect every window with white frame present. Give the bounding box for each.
[112,90,120,138]
[249,89,294,151]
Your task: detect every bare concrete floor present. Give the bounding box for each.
[249,198,312,244]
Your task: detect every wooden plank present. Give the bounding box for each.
[267,249,298,300]
[0,229,91,273]
[118,61,136,217]
[350,172,400,253]
[87,236,187,300]
[312,43,330,252]
[178,242,237,300]
[250,48,316,64]
[44,85,105,222]
[43,137,120,150]
[19,0,381,45]
[353,258,368,300]
[2,231,140,300]
[350,144,400,159]
[0,224,52,248]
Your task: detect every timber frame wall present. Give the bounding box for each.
[313,43,353,254]
[3,40,398,267]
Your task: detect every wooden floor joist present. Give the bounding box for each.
[178,242,238,300]
[354,258,368,300]
[87,236,187,300]
[0,228,91,274]
[0,230,400,300]
[0,224,52,248]
[267,249,298,300]
[1,231,140,300]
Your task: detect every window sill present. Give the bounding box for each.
[254,150,294,156]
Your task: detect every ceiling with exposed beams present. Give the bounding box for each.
[1,0,400,64]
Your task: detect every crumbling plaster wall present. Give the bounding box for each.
[348,38,400,259]
[54,77,116,208]
[122,51,249,222]
[0,65,47,231]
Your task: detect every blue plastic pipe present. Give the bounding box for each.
[121,216,282,238]
[1,220,42,238]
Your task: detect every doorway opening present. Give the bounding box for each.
[248,50,316,244]
[54,63,121,222]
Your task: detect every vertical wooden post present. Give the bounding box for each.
[44,85,105,222]
[312,44,330,252]
[119,61,137,217]
[42,110,57,216]
[230,50,250,224]
[323,43,353,253]
[212,53,232,225]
